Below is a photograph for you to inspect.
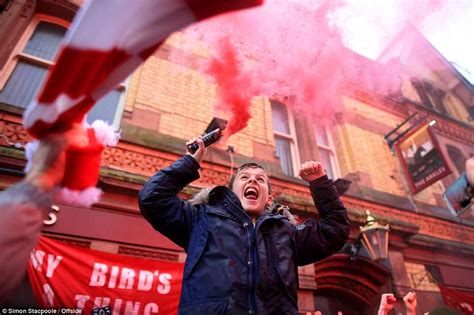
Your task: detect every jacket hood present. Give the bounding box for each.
[188,186,297,225]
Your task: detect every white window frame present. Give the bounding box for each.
[0,14,126,128]
[315,125,340,179]
[271,100,301,177]
[0,14,68,89]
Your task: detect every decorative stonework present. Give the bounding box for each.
[102,147,171,177]
[343,197,474,245]
[316,276,377,305]
[0,120,32,146]
[118,246,179,262]
[44,235,91,248]
[1,113,473,247]
[436,121,474,146]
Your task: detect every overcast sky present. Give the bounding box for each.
[335,0,473,83]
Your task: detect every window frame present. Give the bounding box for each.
[0,14,69,90]
[315,125,340,179]
[0,14,127,128]
[271,99,301,177]
[411,79,447,115]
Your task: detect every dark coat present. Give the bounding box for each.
[138,155,350,314]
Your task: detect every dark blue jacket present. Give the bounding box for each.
[138,155,350,314]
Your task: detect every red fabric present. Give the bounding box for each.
[38,48,130,104]
[24,0,263,138]
[62,128,104,190]
[28,236,184,313]
[439,285,474,315]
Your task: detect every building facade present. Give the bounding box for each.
[1,1,473,313]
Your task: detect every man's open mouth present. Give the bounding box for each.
[244,187,259,200]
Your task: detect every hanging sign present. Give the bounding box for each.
[394,123,451,193]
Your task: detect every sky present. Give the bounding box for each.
[336,0,474,83]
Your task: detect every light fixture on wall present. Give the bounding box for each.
[359,210,390,261]
[428,119,437,127]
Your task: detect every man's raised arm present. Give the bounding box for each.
[294,161,350,265]
[138,138,206,250]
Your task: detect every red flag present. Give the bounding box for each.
[439,285,474,315]
[23,0,263,138]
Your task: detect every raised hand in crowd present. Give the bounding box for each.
[403,292,417,315]
[186,137,206,164]
[466,157,474,187]
[378,293,397,315]
[299,161,326,182]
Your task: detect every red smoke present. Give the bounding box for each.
[206,38,256,137]
[175,0,453,137]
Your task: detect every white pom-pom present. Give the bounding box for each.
[24,141,40,173]
[91,120,120,146]
[54,187,102,208]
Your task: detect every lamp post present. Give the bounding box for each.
[360,210,390,261]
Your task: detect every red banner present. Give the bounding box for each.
[439,285,474,315]
[28,236,184,314]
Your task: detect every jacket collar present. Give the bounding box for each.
[208,186,286,226]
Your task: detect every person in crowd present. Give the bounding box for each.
[139,136,350,314]
[378,293,397,315]
[378,292,417,315]
[404,292,417,315]
[0,125,81,305]
[466,157,474,191]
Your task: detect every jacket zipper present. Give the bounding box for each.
[244,221,257,314]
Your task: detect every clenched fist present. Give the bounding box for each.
[298,161,326,182]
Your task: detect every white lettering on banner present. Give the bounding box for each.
[72,295,164,314]
[124,301,140,315]
[137,270,154,291]
[30,250,45,271]
[90,263,108,286]
[108,266,119,288]
[42,283,55,307]
[88,263,173,293]
[118,268,135,290]
[113,299,122,315]
[75,294,91,308]
[30,250,63,278]
[157,273,171,294]
[93,296,111,309]
[46,254,63,278]
[144,303,159,315]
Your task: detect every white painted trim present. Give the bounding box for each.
[315,126,340,179]
[0,15,69,89]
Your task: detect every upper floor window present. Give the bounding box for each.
[411,79,447,115]
[446,144,466,175]
[315,125,339,179]
[0,21,66,109]
[271,99,300,176]
[0,16,126,127]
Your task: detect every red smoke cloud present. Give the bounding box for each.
[175,0,451,137]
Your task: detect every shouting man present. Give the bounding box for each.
[139,137,350,314]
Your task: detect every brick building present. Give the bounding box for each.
[0,1,473,313]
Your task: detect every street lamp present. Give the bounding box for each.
[360,210,390,261]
